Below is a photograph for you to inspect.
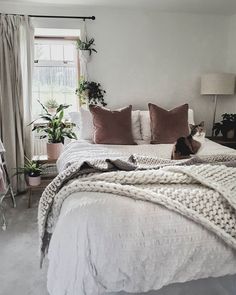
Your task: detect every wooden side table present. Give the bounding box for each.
[207,137,236,149]
[28,155,58,208]
[27,178,53,208]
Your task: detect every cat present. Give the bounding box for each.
[171,121,205,160]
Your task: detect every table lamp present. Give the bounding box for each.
[201,73,235,136]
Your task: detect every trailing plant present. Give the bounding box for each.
[45,98,59,109]
[75,78,107,106]
[14,157,42,177]
[76,37,97,56]
[213,113,236,138]
[30,101,77,144]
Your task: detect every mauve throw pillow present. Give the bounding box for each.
[89,105,136,145]
[149,103,189,144]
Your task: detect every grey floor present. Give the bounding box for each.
[0,193,48,295]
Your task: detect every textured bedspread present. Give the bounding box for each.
[57,139,236,172]
[43,140,236,295]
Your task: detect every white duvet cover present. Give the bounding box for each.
[47,140,236,295]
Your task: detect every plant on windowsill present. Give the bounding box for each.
[76,37,97,57]
[45,99,59,115]
[213,113,236,139]
[76,77,107,107]
[30,101,77,160]
[14,157,43,187]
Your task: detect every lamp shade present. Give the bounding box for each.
[201,73,235,95]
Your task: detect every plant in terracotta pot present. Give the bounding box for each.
[45,99,59,115]
[15,157,42,186]
[213,113,236,139]
[76,78,107,107]
[30,101,77,160]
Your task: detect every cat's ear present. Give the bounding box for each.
[199,121,204,127]
[189,124,194,130]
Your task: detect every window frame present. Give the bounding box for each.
[33,35,80,116]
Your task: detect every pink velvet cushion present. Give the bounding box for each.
[89,105,136,145]
[149,103,189,144]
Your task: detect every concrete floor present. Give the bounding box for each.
[0,193,48,295]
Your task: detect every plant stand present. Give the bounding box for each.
[27,155,58,208]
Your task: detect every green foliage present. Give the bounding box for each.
[76,37,97,56]
[30,101,77,144]
[75,78,107,106]
[45,98,59,109]
[213,113,236,137]
[14,157,42,177]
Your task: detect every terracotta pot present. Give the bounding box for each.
[28,175,41,186]
[47,142,63,160]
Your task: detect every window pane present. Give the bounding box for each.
[51,44,63,61]
[35,44,50,60]
[33,38,78,118]
[64,44,75,61]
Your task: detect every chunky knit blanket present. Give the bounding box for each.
[38,154,236,265]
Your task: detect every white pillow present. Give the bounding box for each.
[69,108,93,140]
[69,108,142,141]
[140,108,195,141]
[188,108,195,125]
[139,111,151,141]
[131,110,142,140]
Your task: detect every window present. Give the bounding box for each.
[32,29,80,118]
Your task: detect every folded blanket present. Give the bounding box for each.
[38,154,236,266]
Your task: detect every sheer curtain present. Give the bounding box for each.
[0,14,34,192]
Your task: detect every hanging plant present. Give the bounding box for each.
[76,78,107,107]
[76,37,97,56]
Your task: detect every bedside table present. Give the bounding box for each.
[207,137,236,149]
[27,155,58,208]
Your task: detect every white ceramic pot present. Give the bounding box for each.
[28,175,41,186]
[47,107,57,115]
[47,142,63,160]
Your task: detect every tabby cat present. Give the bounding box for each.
[171,121,205,160]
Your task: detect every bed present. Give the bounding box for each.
[42,139,236,295]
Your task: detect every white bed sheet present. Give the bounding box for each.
[47,140,236,295]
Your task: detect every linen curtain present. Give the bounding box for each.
[0,14,34,192]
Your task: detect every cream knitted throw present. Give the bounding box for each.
[38,154,236,265]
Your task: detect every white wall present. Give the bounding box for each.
[226,14,236,117]
[0,2,233,134]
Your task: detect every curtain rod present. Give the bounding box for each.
[1,13,95,20]
[29,15,95,20]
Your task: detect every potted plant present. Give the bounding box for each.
[75,78,107,107]
[30,101,77,160]
[45,99,59,115]
[76,37,97,60]
[15,157,42,186]
[213,113,236,139]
